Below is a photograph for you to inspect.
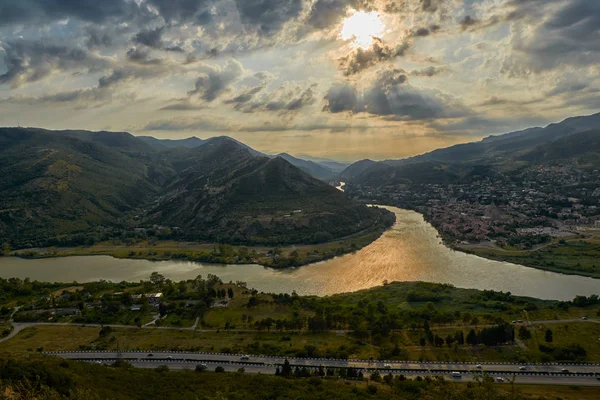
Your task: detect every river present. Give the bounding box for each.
[0,207,598,300]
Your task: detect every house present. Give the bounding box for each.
[148,293,163,305]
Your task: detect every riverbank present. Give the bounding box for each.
[412,207,600,279]
[7,224,390,269]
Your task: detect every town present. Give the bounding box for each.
[346,162,600,248]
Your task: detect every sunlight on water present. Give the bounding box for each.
[0,207,598,300]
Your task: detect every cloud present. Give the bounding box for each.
[410,66,447,77]
[188,59,244,102]
[145,0,211,23]
[0,0,139,26]
[459,15,479,31]
[306,0,361,30]
[0,40,111,88]
[501,0,600,74]
[134,26,165,49]
[143,117,230,132]
[233,83,317,113]
[1,87,113,108]
[339,38,411,76]
[323,68,469,120]
[234,0,303,35]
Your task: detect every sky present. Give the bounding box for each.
[1,0,599,161]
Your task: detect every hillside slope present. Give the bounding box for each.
[0,129,393,247]
[149,138,392,243]
[0,128,163,245]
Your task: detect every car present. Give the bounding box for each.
[147,354,154,357]
[561,368,570,373]
[451,372,462,378]
[582,316,588,320]
[517,320,523,324]
[496,377,505,383]
[518,366,526,371]
[476,364,482,369]
[166,356,173,359]
[511,321,516,324]
[240,355,250,360]
[383,363,392,369]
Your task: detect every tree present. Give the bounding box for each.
[466,329,478,345]
[227,288,234,299]
[0,243,10,256]
[149,272,165,287]
[518,326,531,340]
[544,328,553,343]
[281,359,292,378]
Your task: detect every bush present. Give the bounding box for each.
[215,366,225,373]
[195,364,207,372]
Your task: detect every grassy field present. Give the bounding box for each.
[3,321,600,363]
[467,238,600,278]
[0,325,379,359]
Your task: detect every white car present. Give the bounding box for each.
[240,355,250,360]
[518,366,526,371]
[496,377,505,383]
[383,363,392,369]
[476,364,482,369]
[451,372,462,378]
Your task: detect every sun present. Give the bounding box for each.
[341,10,385,49]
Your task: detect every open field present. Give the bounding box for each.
[465,238,600,278]
[3,320,600,363]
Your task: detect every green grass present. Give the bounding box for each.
[469,239,600,278]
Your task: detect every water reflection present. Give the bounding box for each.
[0,207,598,300]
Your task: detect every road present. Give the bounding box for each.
[46,351,600,386]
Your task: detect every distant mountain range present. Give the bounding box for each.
[0,128,391,247]
[340,112,600,187]
[140,135,348,181]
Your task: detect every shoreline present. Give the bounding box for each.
[7,223,392,270]
[413,208,600,279]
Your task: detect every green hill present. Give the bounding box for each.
[0,128,392,247]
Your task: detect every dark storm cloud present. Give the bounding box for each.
[339,38,411,76]
[0,0,139,26]
[323,68,468,120]
[0,40,111,88]
[188,60,244,102]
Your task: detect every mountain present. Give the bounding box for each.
[0,128,164,245]
[138,136,206,149]
[275,153,335,181]
[294,154,349,173]
[339,159,378,181]
[384,112,600,166]
[148,139,389,243]
[0,128,391,247]
[343,113,600,187]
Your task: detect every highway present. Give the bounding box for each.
[46,351,600,386]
